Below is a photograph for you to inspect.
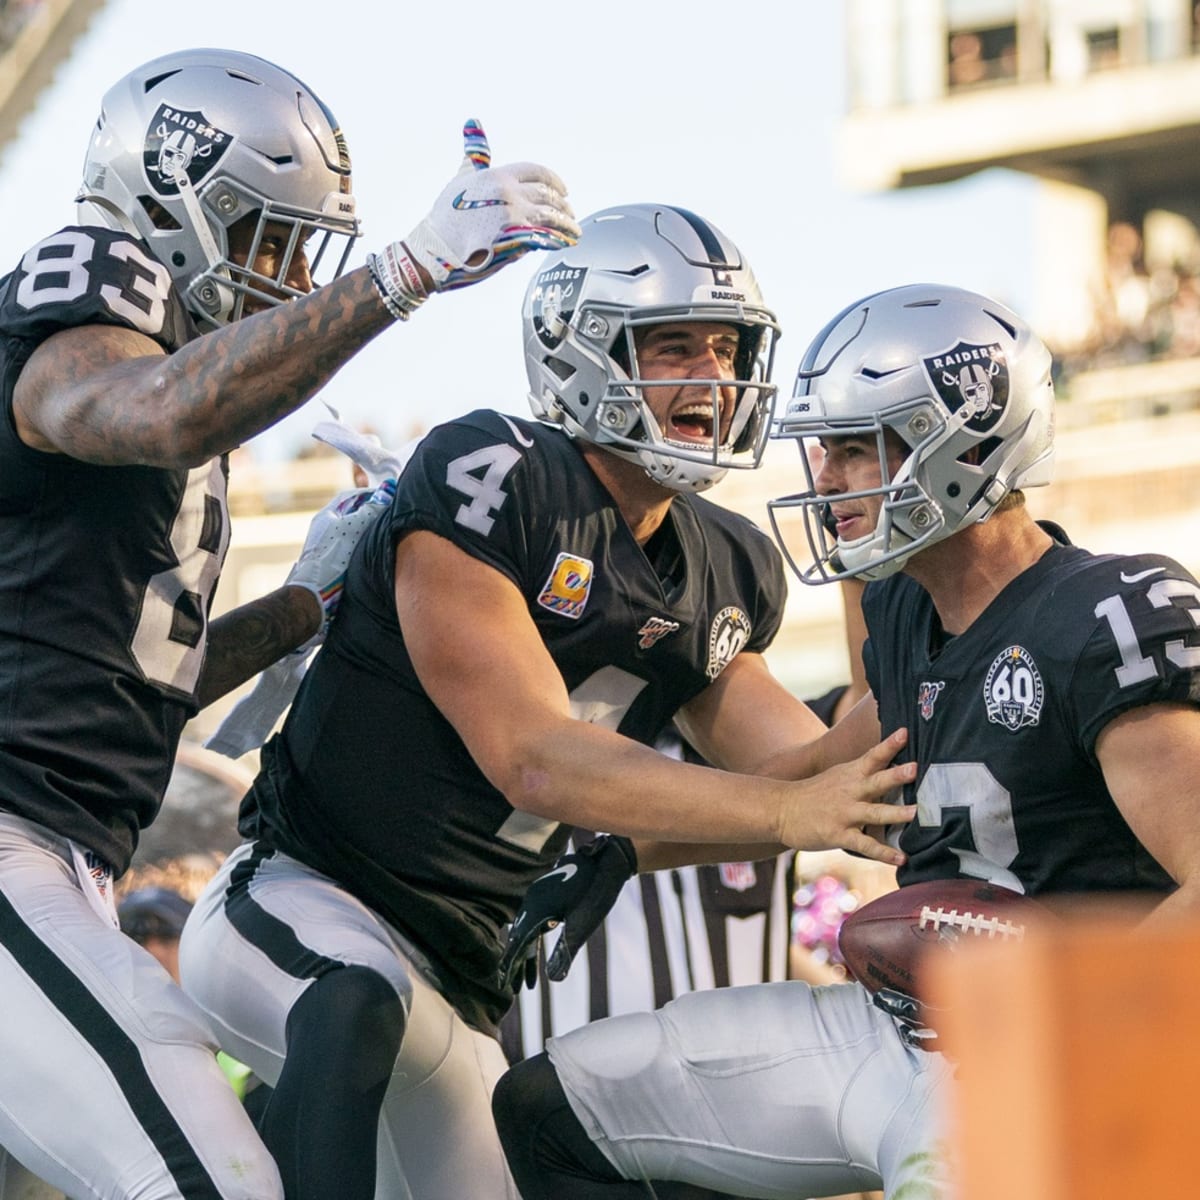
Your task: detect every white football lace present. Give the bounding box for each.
[918,905,1026,940]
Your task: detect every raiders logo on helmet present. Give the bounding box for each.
[922,341,1009,434]
[144,104,232,197]
[529,265,588,350]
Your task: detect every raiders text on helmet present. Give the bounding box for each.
[767,283,1055,583]
[76,48,361,327]
[522,204,780,493]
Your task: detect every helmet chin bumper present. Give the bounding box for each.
[619,444,730,494]
[833,523,917,581]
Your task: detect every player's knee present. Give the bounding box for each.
[492,1052,559,1138]
[493,1053,620,1190]
[286,964,406,1092]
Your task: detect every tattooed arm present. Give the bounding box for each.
[11,268,393,466]
[196,585,323,709]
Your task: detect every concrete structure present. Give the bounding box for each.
[0,0,107,163]
[842,0,1200,366]
[842,0,1200,217]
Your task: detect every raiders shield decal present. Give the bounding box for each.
[922,340,1009,434]
[144,104,232,197]
[529,265,587,350]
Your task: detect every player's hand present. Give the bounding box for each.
[873,987,944,1051]
[498,835,638,992]
[368,120,579,319]
[284,479,396,652]
[777,728,916,866]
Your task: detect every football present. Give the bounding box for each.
[837,878,1045,1001]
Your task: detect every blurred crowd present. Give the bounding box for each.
[1053,219,1200,385]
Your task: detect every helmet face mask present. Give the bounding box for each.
[523,205,780,493]
[768,284,1056,584]
[77,49,361,328]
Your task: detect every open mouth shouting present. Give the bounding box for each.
[665,396,731,449]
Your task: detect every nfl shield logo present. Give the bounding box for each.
[719,862,757,892]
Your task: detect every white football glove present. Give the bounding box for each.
[285,478,395,649]
[367,119,579,319]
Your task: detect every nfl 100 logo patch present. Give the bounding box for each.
[637,616,679,650]
[983,645,1044,731]
[917,680,945,721]
[537,552,594,619]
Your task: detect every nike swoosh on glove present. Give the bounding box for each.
[498,834,638,991]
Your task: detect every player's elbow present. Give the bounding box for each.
[479,729,570,823]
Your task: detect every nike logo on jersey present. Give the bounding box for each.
[498,413,535,447]
[543,864,578,886]
[1120,566,1166,584]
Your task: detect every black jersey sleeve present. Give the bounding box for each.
[0,226,192,351]
[861,577,900,699]
[1065,554,1200,758]
[745,529,787,655]
[384,411,542,592]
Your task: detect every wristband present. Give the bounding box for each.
[367,244,427,322]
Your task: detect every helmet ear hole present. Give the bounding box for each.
[957,439,998,467]
[139,196,181,231]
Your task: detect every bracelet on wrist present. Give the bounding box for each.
[367,244,427,322]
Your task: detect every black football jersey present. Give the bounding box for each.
[0,226,223,872]
[242,409,786,1029]
[864,525,1198,897]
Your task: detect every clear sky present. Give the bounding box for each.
[0,0,1037,461]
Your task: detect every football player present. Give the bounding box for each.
[491,284,1200,1199]
[0,47,577,1200]
[177,205,917,1200]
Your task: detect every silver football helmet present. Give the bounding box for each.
[76,49,360,328]
[768,284,1055,583]
[522,204,780,493]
